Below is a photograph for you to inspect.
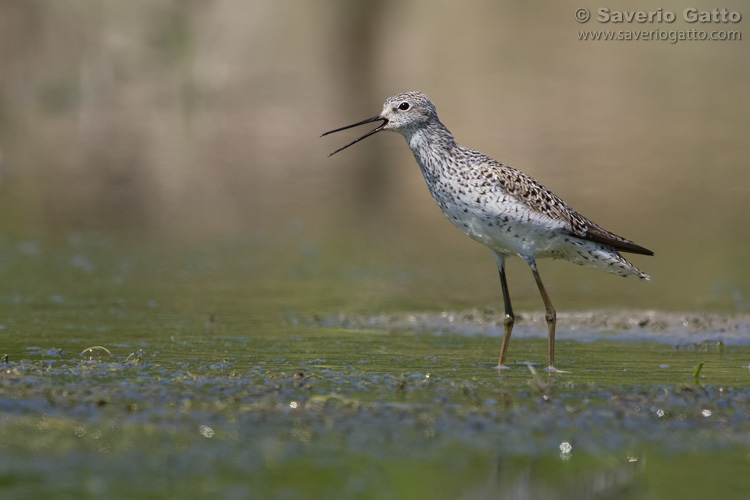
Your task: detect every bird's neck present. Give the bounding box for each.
[402,120,460,178]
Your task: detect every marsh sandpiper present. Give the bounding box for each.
[322,91,652,371]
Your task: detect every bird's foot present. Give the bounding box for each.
[497,364,511,371]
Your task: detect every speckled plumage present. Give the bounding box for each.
[323,91,653,370]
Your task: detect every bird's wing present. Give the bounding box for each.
[488,160,654,256]
[570,215,654,255]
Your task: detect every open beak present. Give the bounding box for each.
[321,115,388,157]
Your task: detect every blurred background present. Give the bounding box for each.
[0,0,747,314]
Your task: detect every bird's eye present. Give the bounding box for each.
[398,102,410,111]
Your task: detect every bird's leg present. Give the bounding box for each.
[529,261,556,371]
[494,254,514,369]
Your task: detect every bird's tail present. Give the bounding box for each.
[556,242,650,279]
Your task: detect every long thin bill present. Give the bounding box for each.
[321,115,387,157]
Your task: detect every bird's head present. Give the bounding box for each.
[321,91,438,156]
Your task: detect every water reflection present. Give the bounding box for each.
[468,455,643,500]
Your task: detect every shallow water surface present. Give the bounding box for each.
[1,237,749,499]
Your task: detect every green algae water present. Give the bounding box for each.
[1,236,749,499]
